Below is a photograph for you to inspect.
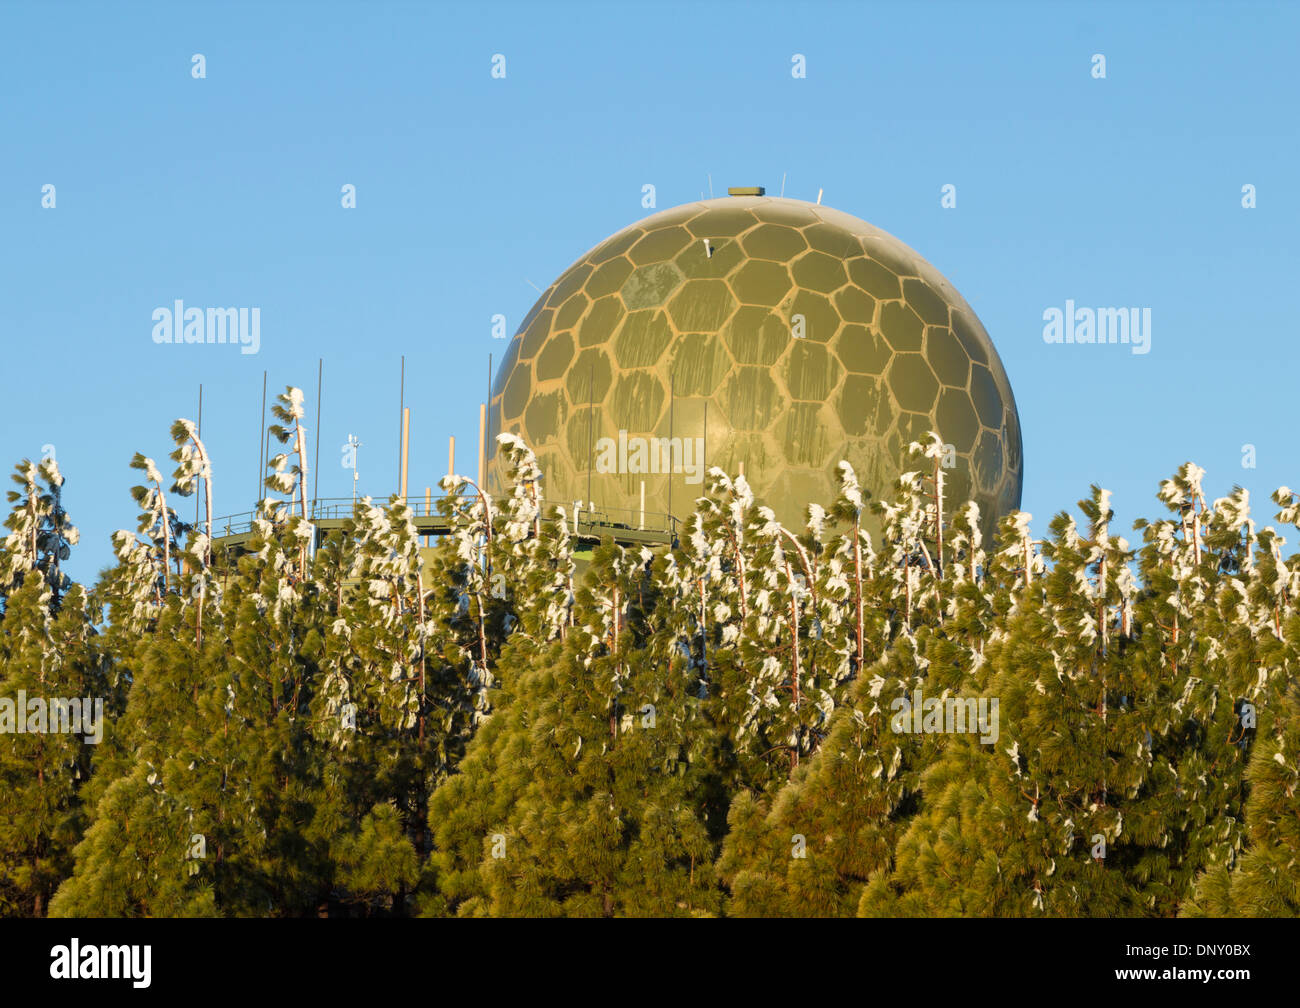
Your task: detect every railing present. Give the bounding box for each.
[207,495,678,543]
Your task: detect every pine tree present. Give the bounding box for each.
[861,492,1141,916]
[428,540,716,916]
[1181,488,1300,916]
[1182,676,1300,916]
[0,580,104,916]
[718,448,972,917]
[1,459,80,615]
[56,400,331,916]
[0,462,105,916]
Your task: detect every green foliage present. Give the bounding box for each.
[2,403,1298,918]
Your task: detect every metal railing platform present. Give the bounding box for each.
[207,495,678,554]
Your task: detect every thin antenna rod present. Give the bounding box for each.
[486,353,492,492]
[313,358,322,516]
[398,355,405,478]
[586,357,594,507]
[257,371,267,507]
[196,384,202,526]
[668,369,674,527]
[477,404,486,491]
[400,408,411,502]
[780,172,787,198]
[707,174,713,198]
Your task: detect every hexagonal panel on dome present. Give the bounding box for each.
[926,325,970,388]
[516,294,550,337]
[903,277,950,326]
[1004,409,1023,474]
[674,234,745,279]
[502,361,532,421]
[788,289,838,344]
[579,295,623,347]
[535,330,575,382]
[667,279,737,333]
[730,259,793,307]
[608,371,667,432]
[586,228,642,266]
[536,449,574,498]
[725,306,788,366]
[668,331,732,398]
[935,386,980,454]
[565,404,605,468]
[777,401,836,468]
[638,204,705,231]
[944,466,975,518]
[879,300,925,352]
[524,389,567,445]
[712,432,784,485]
[951,311,990,366]
[763,467,832,529]
[969,363,1002,429]
[565,347,613,405]
[783,339,842,402]
[893,410,936,450]
[547,263,593,307]
[972,428,1004,496]
[803,221,861,258]
[837,373,889,437]
[751,202,816,226]
[741,224,808,262]
[685,207,759,238]
[492,331,523,396]
[836,323,892,376]
[629,226,693,265]
[887,352,940,414]
[847,257,901,301]
[834,286,876,325]
[792,250,848,294]
[614,310,673,368]
[586,256,634,299]
[719,365,787,432]
[861,237,920,279]
[555,290,589,331]
[622,261,684,310]
[520,309,558,363]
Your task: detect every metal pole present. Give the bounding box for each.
[398,355,405,479]
[196,383,202,527]
[313,358,322,517]
[257,371,267,507]
[477,404,487,492]
[668,369,674,525]
[400,408,411,502]
[586,358,594,508]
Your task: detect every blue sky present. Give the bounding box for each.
[1,0,1294,583]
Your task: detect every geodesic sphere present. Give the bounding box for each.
[488,194,1022,543]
